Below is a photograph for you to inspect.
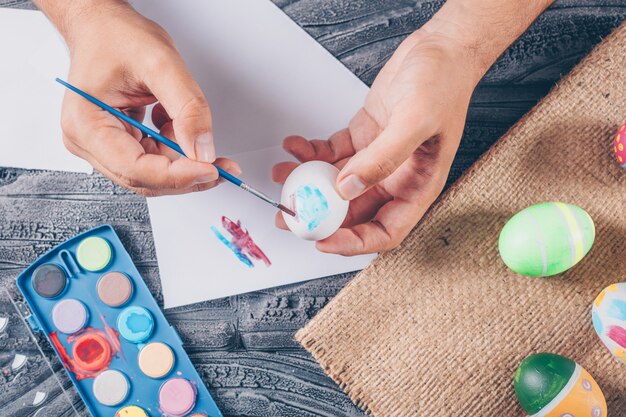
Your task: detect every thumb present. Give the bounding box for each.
[336,120,432,200]
[144,57,215,162]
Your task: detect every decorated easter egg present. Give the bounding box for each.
[592,282,626,363]
[498,202,595,277]
[514,353,607,417]
[614,122,626,168]
[281,161,348,241]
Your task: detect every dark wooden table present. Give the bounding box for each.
[1,1,625,416]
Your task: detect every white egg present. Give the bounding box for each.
[281,161,349,241]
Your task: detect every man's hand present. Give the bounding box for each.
[36,0,240,196]
[273,31,478,255]
[273,0,555,255]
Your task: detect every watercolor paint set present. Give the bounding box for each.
[16,225,223,417]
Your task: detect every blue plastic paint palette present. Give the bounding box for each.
[16,225,223,417]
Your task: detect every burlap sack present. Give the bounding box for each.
[296,22,626,417]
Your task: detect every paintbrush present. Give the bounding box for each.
[55,78,296,217]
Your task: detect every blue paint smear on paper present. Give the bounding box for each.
[295,184,329,231]
[608,299,626,321]
[211,226,254,268]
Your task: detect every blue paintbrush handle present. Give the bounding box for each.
[55,78,243,187]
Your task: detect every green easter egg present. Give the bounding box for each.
[498,202,595,277]
[514,353,576,415]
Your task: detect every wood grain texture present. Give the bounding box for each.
[0,1,625,416]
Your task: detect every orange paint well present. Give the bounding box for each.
[49,315,121,380]
[72,333,111,372]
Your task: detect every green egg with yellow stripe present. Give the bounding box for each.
[498,202,595,277]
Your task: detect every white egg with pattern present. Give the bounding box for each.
[281,161,348,241]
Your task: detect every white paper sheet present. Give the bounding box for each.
[0,9,92,173]
[132,0,376,307]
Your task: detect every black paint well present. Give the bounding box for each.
[32,264,67,298]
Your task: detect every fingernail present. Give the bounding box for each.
[337,174,366,200]
[194,173,216,185]
[195,133,216,163]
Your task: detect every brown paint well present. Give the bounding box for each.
[97,272,133,307]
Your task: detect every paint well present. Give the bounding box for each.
[115,406,149,417]
[138,342,175,378]
[31,263,67,298]
[159,378,197,416]
[76,236,112,271]
[117,306,154,343]
[52,299,88,334]
[92,369,129,406]
[50,322,120,380]
[71,332,112,372]
[97,272,133,307]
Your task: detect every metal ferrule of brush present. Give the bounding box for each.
[240,183,280,208]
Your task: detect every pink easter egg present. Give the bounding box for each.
[614,122,626,169]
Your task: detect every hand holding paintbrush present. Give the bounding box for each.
[57,79,295,216]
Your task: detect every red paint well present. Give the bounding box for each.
[49,316,121,380]
[72,333,111,372]
[75,337,104,362]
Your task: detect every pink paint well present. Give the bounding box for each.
[159,378,197,416]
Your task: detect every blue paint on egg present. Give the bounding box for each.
[608,299,626,321]
[295,184,330,231]
[592,311,604,335]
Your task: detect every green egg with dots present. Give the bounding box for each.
[498,202,595,277]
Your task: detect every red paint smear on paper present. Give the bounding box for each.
[49,315,121,380]
[608,325,626,348]
[214,216,271,267]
